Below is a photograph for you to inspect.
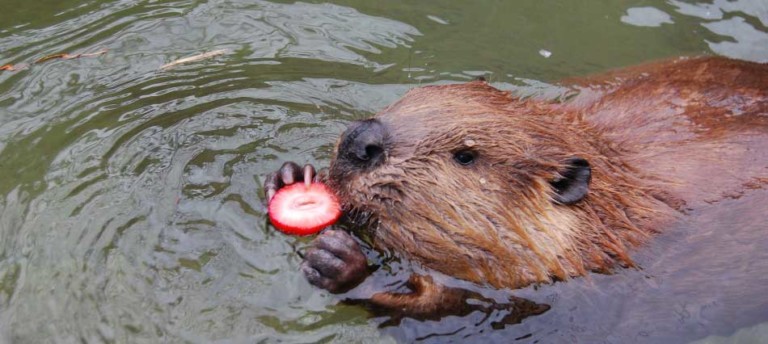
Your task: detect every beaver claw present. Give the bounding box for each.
[264,161,318,203]
[301,229,369,293]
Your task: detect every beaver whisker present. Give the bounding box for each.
[344,207,375,227]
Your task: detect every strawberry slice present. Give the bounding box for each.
[268,182,341,235]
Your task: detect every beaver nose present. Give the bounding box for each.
[337,119,387,168]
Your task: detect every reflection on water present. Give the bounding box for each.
[0,0,766,342]
[621,7,675,27]
[669,0,768,62]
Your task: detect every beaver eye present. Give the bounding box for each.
[453,150,476,166]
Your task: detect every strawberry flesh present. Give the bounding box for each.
[268,182,341,235]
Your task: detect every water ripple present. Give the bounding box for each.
[2,0,766,342]
[0,0,420,341]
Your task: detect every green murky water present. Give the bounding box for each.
[1,0,766,342]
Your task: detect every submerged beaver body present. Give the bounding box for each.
[265,56,768,329]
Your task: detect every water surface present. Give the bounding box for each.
[1,0,767,342]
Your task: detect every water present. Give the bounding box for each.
[1,0,766,342]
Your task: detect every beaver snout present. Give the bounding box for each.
[336,119,387,169]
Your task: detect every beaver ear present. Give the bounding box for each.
[550,157,591,205]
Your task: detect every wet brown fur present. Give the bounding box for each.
[328,56,768,291]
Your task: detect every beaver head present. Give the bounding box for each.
[327,81,670,289]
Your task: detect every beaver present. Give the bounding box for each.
[264,56,768,322]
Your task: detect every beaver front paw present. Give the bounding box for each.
[301,229,369,293]
[264,161,319,203]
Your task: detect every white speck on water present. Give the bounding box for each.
[621,7,674,27]
[539,49,552,58]
[463,70,490,77]
[427,15,449,25]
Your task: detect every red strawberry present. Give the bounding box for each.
[268,182,341,235]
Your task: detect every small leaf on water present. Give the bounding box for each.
[35,48,108,64]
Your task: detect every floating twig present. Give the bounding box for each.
[35,48,108,64]
[159,49,229,70]
[0,63,30,72]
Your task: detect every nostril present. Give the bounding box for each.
[338,119,388,168]
[363,144,384,161]
[351,143,384,163]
